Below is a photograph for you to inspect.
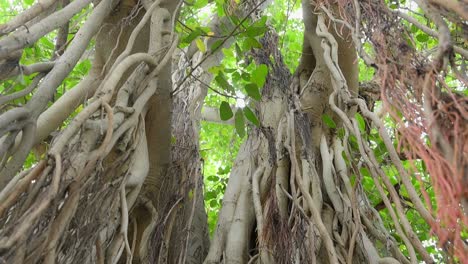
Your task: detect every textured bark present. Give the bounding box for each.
[1,0,456,262]
[0,1,207,263]
[204,2,417,263]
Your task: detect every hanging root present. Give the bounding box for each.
[0,1,180,262]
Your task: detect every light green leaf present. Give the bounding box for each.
[321,114,336,128]
[243,107,259,126]
[196,38,206,53]
[355,113,366,132]
[245,83,261,101]
[219,101,233,121]
[234,110,245,137]
[251,64,268,88]
[194,0,208,8]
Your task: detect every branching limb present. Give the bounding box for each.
[0,0,93,58]
[391,10,468,59]
[427,0,468,21]
[0,0,118,182]
[0,0,59,35]
[0,73,44,106]
[0,122,35,189]
[0,62,54,80]
[34,73,102,145]
[25,0,117,119]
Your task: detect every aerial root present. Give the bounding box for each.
[286,110,339,263]
[311,9,436,262]
[0,160,45,217]
[120,180,133,263]
[44,181,80,264]
[0,153,60,250]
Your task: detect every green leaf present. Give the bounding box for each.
[206,191,217,200]
[219,101,233,121]
[234,110,245,137]
[243,37,262,50]
[241,71,250,81]
[217,166,231,175]
[235,43,242,62]
[245,26,267,37]
[232,72,241,82]
[222,47,233,57]
[349,135,359,151]
[321,114,336,128]
[210,200,218,207]
[243,107,259,126]
[215,73,233,92]
[183,28,204,44]
[24,0,34,5]
[251,64,268,88]
[416,33,429,42]
[337,128,345,139]
[211,40,224,51]
[39,37,54,49]
[251,15,267,28]
[194,0,208,8]
[360,167,371,178]
[245,83,261,101]
[208,65,222,75]
[350,174,356,187]
[355,113,366,132]
[207,175,219,182]
[196,38,206,52]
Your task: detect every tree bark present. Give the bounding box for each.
[204,2,424,263]
[0,0,449,263]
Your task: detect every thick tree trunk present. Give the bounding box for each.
[0,0,265,262]
[204,2,426,263]
[0,0,450,263]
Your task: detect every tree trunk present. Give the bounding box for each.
[0,0,194,263]
[204,2,432,263]
[0,0,455,262]
[0,0,264,263]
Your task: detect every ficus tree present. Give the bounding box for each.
[0,0,466,263]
